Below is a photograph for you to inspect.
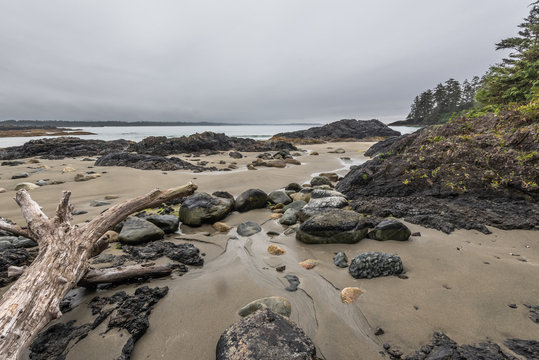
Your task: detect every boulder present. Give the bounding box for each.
[282,200,307,213]
[296,209,368,244]
[348,251,403,279]
[14,182,39,191]
[216,309,317,360]
[238,296,291,318]
[302,196,348,212]
[179,192,234,227]
[284,158,301,165]
[368,219,411,241]
[268,190,292,205]
[118,217,165,244]
[285,183,302,192]
[319,172,339,182]
[144,214,180,234]
[235,189,268,212]
[310,189,346,199]
[229,151,243,159]
[237,221,262,237]
[310,176,332,187]
[279,208,299,226]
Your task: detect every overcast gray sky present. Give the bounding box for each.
[0,0,532,124]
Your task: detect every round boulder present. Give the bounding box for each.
[279,208,299,226]
[268,190,292,205]
[368,219,411,241]
[310,176,332,187]
[179,192,234,227]
[237,221,262,237]
[118,217,165,244]
[235,189,268,213]
[348,251,403,279]
[216,309,317,360]
[296,209,368,244]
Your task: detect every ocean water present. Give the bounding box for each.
[0,124,420,148]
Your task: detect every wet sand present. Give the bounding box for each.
[1,142,538,359]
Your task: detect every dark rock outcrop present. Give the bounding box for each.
[95,152,212,171]
[216,309,317,360]
[128,132,297,156]
[29,286,168,360]
[337,112,539,233]
[0,248,38,287]
[272,119,400,140]
[386,332,524,360]
[0,137,130,160]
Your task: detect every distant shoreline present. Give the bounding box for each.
[0,120,321,128]
[0,127,96,138]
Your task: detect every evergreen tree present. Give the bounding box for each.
[476,1,539,104]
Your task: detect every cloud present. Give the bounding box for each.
[0,0,532,123]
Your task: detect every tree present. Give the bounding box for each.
[476,1,539,105]
[0,183,197,360]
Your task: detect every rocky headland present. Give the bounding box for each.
[337,111,539,233]
[271,119,400,142]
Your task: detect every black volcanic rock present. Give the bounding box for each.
[337,112,539,233]
[127,132,297,156]
[0,137,130,160]
[95,152,213,171]
[272,119,400,140]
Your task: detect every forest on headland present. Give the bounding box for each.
[392,0,538,126]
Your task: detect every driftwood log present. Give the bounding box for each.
[0,183,197,360]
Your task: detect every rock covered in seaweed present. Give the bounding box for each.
[348,251,403,279]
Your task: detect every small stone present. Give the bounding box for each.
[73,210,88,215]
[238,296,291,318]
[11,173,29,179]
[74,173,101,182]
[310,151,319,156]
[229,151,243,159]
[14,182,40,191]
[276,265,286,272]
[212,222,232,232]
[268,244,286,255]
[27,158,40,164]
[104,195,119,200]
[237,221,262,237]
[508,304,517,309]
[285,183,302,192]
[299,259,318,269]
[90,200,111,207]
[374,328,384,336]
[0,188,6,193]
[269,213,282,219]
[62,166,76,173]
[411,232,421,236]
[341,287,364,303]
[102,230,119,243]
[333,252,348,268]
[284,274,300,291]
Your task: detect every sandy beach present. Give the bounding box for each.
[1,141,538,359]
